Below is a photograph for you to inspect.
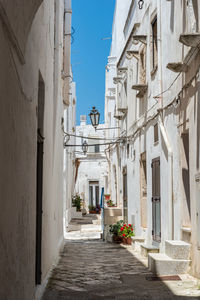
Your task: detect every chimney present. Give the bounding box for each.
[80,115,87,126]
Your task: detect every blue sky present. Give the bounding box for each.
[71,0,115,125]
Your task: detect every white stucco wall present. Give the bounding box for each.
[105,0,200,277]
[0,1,72,299]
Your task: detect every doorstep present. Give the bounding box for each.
[141,243,159,257]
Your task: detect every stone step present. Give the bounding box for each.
[165,240,191,260]
[64,230,102,240]
[141,244,159,257]
[67,224,81,232]
[80,224,102,232]
[131,236,145,251]
[148,253,190,276]
[92,219,101,225]
[88,214,101,220]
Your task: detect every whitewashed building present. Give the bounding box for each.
[0,0,75,299]
[105,0,200,278]
[75,116,109,212]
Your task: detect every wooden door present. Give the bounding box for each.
[152,157,161,242]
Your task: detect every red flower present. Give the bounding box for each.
[129,224,132,227]
[120,227,123,231]
[123,233,126,237]
[131,228,133,231]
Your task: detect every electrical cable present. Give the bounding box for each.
[64,141,121,147]
[64,131,120,141]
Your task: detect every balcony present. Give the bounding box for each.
[179,33,200,48]
[126,50,139,60]
[113,77,123,84]
[132,35,147,45]
[117,107,128,114]
[114,114,123,120]
[132,84,148,98]
[117,67,127,75]
[166,62,187,73]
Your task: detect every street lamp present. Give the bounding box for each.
[82,140,88,155]
[138,0,144,9]
[89,106,100,130]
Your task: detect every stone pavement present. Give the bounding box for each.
[42,239,200,300]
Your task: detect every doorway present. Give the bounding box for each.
[89,181,99,207]
[140,152,147,228]
[152,157,161,242]
[181,131,191,227]
[35,73,45,285]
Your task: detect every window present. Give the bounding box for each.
[151,17,158,72]
[88,137,99,153]
[95,144,100,153]
[154,123,159,143]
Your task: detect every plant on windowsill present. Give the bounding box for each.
[119,223,135,245]
[72,194,82,212]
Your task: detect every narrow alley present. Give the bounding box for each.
[43,229,200,300]
[1,0,200,299]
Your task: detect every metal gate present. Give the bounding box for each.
[152,157,161,242]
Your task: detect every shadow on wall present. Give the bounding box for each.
[197,80,200,170]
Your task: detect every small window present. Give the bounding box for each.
[95,144,100,153]
[151,17,158,72]
[154,123,159,143]
[127,144,130,158]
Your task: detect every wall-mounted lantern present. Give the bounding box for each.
[89,106,100,130]
[138,0,144,9]
[82,140,88,155]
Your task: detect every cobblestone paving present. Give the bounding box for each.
[43,240,200,300]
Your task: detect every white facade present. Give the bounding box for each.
[75,116,109,211]
[105,0,200,278]
[0,0,74,299]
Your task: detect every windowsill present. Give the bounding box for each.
[181,226,191,233]
[151,65,158,77]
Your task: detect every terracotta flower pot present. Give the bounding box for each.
[113,235,122,244]
[126,237,132,245]
[122,237,127,244]
[122,237,132,245]
[105,194,110,200]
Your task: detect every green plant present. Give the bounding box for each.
[88,205,95,211]
[107,199,115,207]
[109,220,124,236]
[72,194,82,211]
[119,223,135,238]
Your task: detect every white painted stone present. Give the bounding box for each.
[148,253,190,276]
[165,240,191,260]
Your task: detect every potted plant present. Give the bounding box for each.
[88,205,95,214]
[109,220,124,243]
[72,194,82,211]
[119,223,135,245]
[104,194,111,201]
[106,199,116,207]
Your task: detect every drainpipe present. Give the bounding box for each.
[63,0,72,106]
[157,0,174,240]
